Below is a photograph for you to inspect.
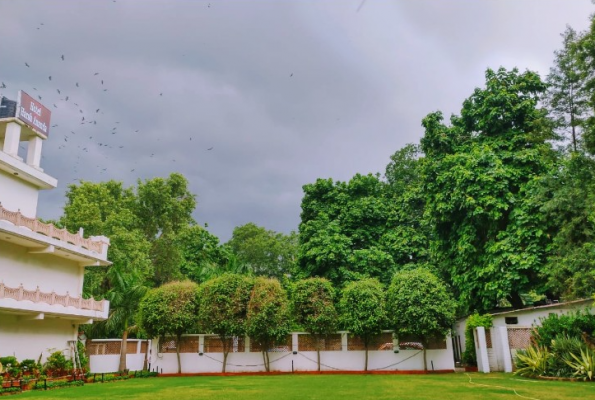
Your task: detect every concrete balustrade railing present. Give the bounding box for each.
[0,282,106,312]
[0,203,107,254]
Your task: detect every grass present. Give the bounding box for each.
[16,373,594,400]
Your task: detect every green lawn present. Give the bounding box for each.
[17,373,594,400]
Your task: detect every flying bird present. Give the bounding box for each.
[53,104,57,108]
[65,96,69,101]
[76,82,79,87]
[61,55,64,61]
[48,76,52,81]
[290,73,293,77]
[207,147,213,151]
[94,72,99,75]
[101,80,104,85]
[56,89,60,94]
[96,109,100,113]
[0,82,5,89]
[25,63,30,67]
[37,95,42,100]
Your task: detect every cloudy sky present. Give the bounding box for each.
[0,0,593,242]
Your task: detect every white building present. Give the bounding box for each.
[0,94,111,362]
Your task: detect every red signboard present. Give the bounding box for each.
[17,90,51,137]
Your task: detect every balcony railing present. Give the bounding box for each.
[0,283,106,312]
[0,204,106,254]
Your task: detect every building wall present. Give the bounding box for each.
[0,314,76,361]
[0,170,39,218]
[491,301,592,328]
[0,240,83,295]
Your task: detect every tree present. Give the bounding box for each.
[198,274,253,372]
[546,26,589,152]
[246,277,291,372]
[226,223,298,279]
[298,174,399,286]
[538,153,595,299]
[292,278,338,371]
[421,67,556,312]
[339,278,387,371]
[137,281,200,373]
[386,268,456,371]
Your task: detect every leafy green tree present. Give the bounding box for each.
[177,225,228,282]
[226,223,298,279]
[539,153,595,299]
[84,266,148,372]
[546,26,589,152]
[198,274,254,372]
[421,67,556,312]
[298,174,399,286]
[386,268,456,371]
[292,278,338,371]
[137,281,200,373]
[60,181,152,297]
[246,277,291,372]
[339,278,387,371]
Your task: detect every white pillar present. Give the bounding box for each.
[341,332,348,352]
[474,327,490,373]
[199,335,205,354]
[26,135,43,169]
[497,327,513,372]
[292,333,299,353]
[3,122,22,158]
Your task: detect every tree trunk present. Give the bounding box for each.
[261,350,270,372]
[423,340,428,372]
[142,340,149,371]
[222,337,229,373]
[509,292,524,309]
[315,335,321,372]
[119,329,128,373]
[364,343,369,372]
[176,334,182,374]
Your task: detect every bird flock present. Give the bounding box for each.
[2,51,216,184]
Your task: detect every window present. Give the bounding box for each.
[505,317,518,325]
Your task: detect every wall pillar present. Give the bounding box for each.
[26,135,43,169]
[474,327,490,373]
[3,122,22,158]
[497,327,513,372]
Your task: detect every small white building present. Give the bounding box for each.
[0,93,111,362]
[453,298,594,372]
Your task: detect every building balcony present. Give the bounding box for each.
[0,283,109,322]
[0,204,110,265]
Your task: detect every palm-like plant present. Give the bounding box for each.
[95,267,148,373]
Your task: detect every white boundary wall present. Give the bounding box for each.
[88,339,148,373]
[88,334,454,373]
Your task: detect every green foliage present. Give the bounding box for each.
[566,347,595,381]
[533,309,595,348]
[246,277,291,372]
[43,351,73,377]
[292,278,338,336]
[549,335,588,377]
[198,274,254,372]
[177,225,230,283]
[137,281,200,373]
[421,67,555,312]
[77,341,89,372]
[227,223,298,280]
[538,153,595,299]
[462,314,493,366]
[514,346,550,378]
[387,268,456,370]
[299,174,409,286]
[339,278,386,371]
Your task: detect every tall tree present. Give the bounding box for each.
[298,174,398,286]
[246,278,291,372]
[198,274,253,372]
[176,225,232,283]
[137,281,200,373]
[421,67,556,312]
[226,223,298,279]
[292,278,338,371]
[546,26,589,152]
[386,268,456,371]
[539,153,595,299]
[339,278,387,372]
[102,267,148,373]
